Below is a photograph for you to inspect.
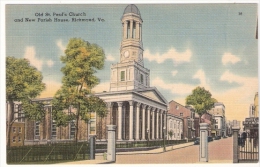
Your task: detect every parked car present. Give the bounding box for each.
[214,136,221,140]
[194,137,200,145]
[208,136,213,142]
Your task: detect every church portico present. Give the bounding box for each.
[96,88,167,142]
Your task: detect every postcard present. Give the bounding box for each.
[3,1,259,166]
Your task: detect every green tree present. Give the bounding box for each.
[168,130,173,140]
[52,38,107,142]
[168,130,173,149]
[185,86,217,123]
[6,57,45,147]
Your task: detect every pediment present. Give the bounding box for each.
[136,87,168,104]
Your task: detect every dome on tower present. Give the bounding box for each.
[123,4,141,16]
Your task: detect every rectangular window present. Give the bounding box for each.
[52,121,57,138]
[70,121,76,139]
[35,121,40,136]
[121,71,125,81]
[180,113,183,117]
[12,127,16,133]
[12,136,16,143]
[140,74,143,84]
[18,136,21,142]
[18,127,22,133]
[18,105,25,122]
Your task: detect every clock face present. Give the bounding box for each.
[124,51,129,58]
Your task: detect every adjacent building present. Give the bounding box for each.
[208,102,226,137]
[168,100,195,139]
[6,101,25,147]
[167,110,183,140]
[194,112,214,137]
[243,92,258,138]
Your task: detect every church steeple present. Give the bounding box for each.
[110,4,150,92]
[120,4,144,66]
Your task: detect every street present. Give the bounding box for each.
[115,137,233,164]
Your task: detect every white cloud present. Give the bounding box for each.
[106,54,116,61]
[23,46,43,70]
[151,77,194,95]
[192,69,209,89]
[144,48,192,65]
[56,39,66,53]
[220,70,258,86]
[46,60,54,67]
[92,82,110,93]
[211,70,258,121]
[171,70,178,77]
[222,52,241,65]
[39,80,62,98]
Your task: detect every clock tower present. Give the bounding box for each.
[110,4,150,91]
[120,4,144,66]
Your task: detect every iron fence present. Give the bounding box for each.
[7,141,90,164]
[238,133,259,163]
[96,139,190,149]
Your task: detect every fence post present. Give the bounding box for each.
[199,123,208,162]
[89,135,96,160]
[232,126,240,163]
[107,125,117,162]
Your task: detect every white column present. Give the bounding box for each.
[117,102,123,140]
[135,102,141,140]
[106,102,113,125]
[124,21,127,39]
[156,110,159,139]
[130,20,133,38]
[140,24,142,41]
[142,104,146,140]
[122,22,124,40]
[129,101,134,141]
[136,22,140,39]
[152,108,155,140]
[160,111,163,139]
[147,106,151,140]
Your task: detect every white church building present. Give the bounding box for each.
[95,4,168,141]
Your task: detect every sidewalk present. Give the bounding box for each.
[57,142,194,164]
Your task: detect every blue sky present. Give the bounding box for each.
[5,3,258,122]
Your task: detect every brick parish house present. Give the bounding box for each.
[168,100,196,139]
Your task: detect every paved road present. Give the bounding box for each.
[59,137,233,164]
[115,137,233,164]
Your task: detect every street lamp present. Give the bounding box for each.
[163,126,166,152]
